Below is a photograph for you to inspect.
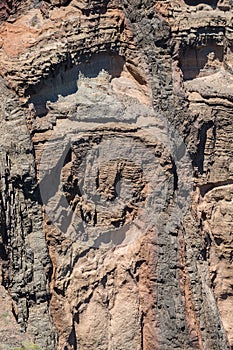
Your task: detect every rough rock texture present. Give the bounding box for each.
[0,0,232,349]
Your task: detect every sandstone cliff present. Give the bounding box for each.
[0,0,232,349]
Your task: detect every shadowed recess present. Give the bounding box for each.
[180,40,223,80]
[27,52,125,116]
[184,0,218,7]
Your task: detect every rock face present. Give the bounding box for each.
[0,0,232,349]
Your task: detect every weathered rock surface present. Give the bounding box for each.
[0,0,232,349]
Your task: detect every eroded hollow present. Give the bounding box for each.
[184,0,218,7]
[27,53,125,116]
[180,41,224,80]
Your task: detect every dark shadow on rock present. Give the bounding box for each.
[180,39,223,80]
[184,0,218,7]
[27,52,125,116]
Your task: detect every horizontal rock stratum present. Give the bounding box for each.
[0,0,232,349]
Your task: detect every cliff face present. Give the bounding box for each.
[0,1,232,349]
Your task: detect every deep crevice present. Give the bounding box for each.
[67,320,77,350]
[140,312,144,350]
[192,120,214,174]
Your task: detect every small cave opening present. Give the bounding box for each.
[27,52,125,117]
[180,41,224,80]
[184,0,218,8]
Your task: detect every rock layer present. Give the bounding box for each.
[0,1,232,350]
